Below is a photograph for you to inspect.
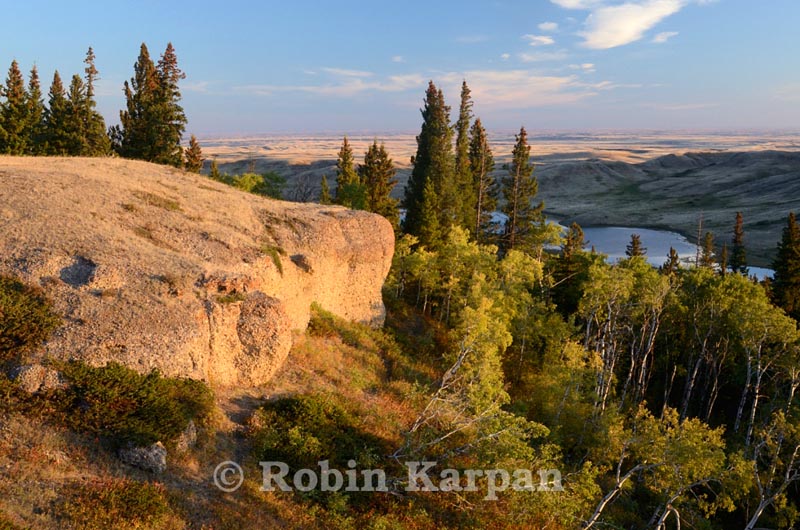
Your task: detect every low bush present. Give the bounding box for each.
[54,361,214,448]
[57,478,171,529]
[0,275,61,363]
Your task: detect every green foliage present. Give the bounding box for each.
[730,211,748,274]
[468,117,496,243]
[454,81,475,231]
[0,60,30,154]
[334,136,366,209]
[260,243,285,274]
[360,141,399,228]
[58,478,171,530]
[184,133,203,172]
[210,170,286,199]
[54,361,214,448]
[0,275,61,362]
[319,174,332,204]
[625,233,646,257]
[772,211,800,320]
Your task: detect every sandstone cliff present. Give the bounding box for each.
[0,157,394,386]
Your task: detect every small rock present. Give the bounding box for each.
[118,442,167,473]
[10,364,65,394]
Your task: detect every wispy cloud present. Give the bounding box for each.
[518,50,569,62]
[652,30,678,43]
[391,55,405,63]
[551,0,694,49]
[320,67,373,78]
[538,21,559,32]
[523,34,556,46]
[569,63,596,72]
[183,80,211,93]
[645,102,719,110]
[500,53,511,61]
[233,69,425,98]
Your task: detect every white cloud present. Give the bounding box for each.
[569,63,596,72]
[538,21,559,32]
[320,67,373,78]
[391,55,406,63]
[579,0,685,49]
[551,0,603,8]
[652,30,679,43]
[523,34,556,46]
[440,70,594,108]
[456,35,490,44]
[183,80,211,93]
[501,53,511,61]
[518,50,569,62]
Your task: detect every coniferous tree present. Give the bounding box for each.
[209,158,221,180]
[184,134,203,172]
[25,65,44,154]
[500,126,544,254]
[43,71,70,154]
[454,80,474,231]
[153,42,186,166]
[469,118,496,244]
[64,74,88,155]
[662,246,681,275]
[0,60,29,154]
[772,212,800,320]
[562,222,585,259]
[730,211,748,274]
[334,136,365,209]
[719,243,729,277]
[626,233,646,258]
[403,81,456,246]
[319,175,332,204]
[360,140,399,229]
[82,47,111,156]
[700,231,716,268]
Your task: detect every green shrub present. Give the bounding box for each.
[260,243,285,275]
[216,292,247,304]
[0,275,61,363]
[55,361,214,448]
[210,171,286,199]
[58,478,171,530]
[132,190,182,212]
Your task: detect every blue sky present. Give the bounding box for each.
[3,0,800,134]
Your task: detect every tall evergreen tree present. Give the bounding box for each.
[82,47,111,156]
[626,233,646,257]
[772,212,800,320]
[500,126,544,254]
[468,118,496,244]
[25,65,44,154]
[719,243,729,277]
[334,136,365,209]
[403,81,456,246]
[64,74,88,155]
[209,158,221,180]
[0,60,29,154]
[454,80,474,230]
[360,141,399,229]
[319,175,332,204]
[153,42,186,166]
[730,211,748,274]
[562,222,586,259]
[43,71,70,154]
[184,134,203,172]
[662,246,681,275]
[700,231,716,268]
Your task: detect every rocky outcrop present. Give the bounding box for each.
[119,442,168,474]
[0,157,394,386]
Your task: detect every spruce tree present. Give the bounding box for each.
[116,43,158,161]
[43,71,70,155]
[83,47,111,156]
[209,158,221,180]
[700,231,716,268]
[662,247,681,275]
[0,60,29,154]
[469,118,496,244]
[500,126,544,254]
[719,243,729,277]
[562,222,585,259]
[153,42,187,166]
[319,175,332,204]
[730,211,748,274]
[65,74,88,155]
[184,134,203,172]
[454,80,474,231]
[626,233,646,257]
[334,136,365,209]
[360,141,399,229]
[25,65,44,154]
[403,81,456,246]
[772,212,800,320]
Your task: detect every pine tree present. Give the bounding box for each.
[153,42,187,166]
[403,81,456,246]
[772,212,800,320]
[730,211,748,274]
[319,175,332,204]
[184,134,203,172]
[83,47,111,156]
[719,243,729,277]
[562,222,585,259]
[360,141,399,229]
[662,246,681,275]
[454,80,474,231]
[700,231,716,268]
[25,65,44,154]
[209,158,221,180]
[0,60,29,154]
[469,118,496,244]
[43,71,70,154]
[64,74,88,155]
[333,136,365,209]
[626,233,646,257]
[500,126,544,254]
[116,43,158,161]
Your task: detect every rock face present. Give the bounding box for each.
[119,442,168,474]
[0,157,394,386]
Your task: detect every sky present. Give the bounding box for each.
[3,0,800,135]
